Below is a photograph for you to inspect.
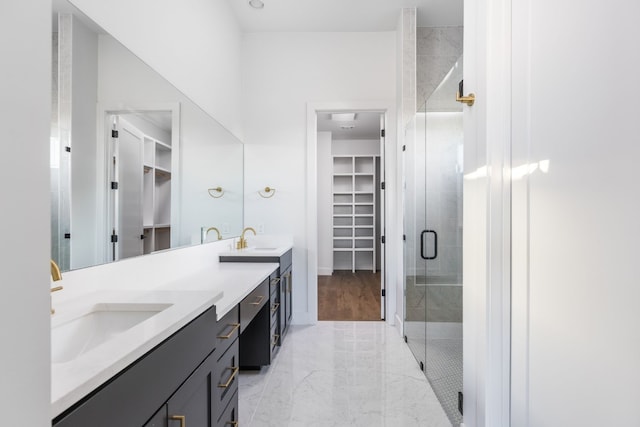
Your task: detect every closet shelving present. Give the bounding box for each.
[332,155,377,272]
[142,136,172,254]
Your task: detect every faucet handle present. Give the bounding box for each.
[50,285,63,315]
[50,260,62,282]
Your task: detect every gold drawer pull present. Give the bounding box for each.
[225,421,238,426]
[271,302,280,313]
[218,366,239,388]
[217,323,240,339]
[169,415,186,427]
[250,295,265,306]
[272,334,280,346]
[270,277,281,285]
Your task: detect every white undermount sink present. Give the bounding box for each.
[51,303,172,364]
[252,247,277,251]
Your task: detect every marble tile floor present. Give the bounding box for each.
[238,321,453,427]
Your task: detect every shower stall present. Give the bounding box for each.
[404,57,464,426]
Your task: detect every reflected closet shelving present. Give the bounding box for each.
[142,136,172,254]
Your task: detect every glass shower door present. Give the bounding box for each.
[424,58,464,426]
[404,56,464,426]
[403,112,428,367]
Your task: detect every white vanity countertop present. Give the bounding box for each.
[218,244,292,258]
[51,261,278,419]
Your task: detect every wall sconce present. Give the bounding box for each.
[208,187,224,198]
[259,187,276,198]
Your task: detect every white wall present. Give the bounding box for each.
[242,32,396,324]
[317,131,332,275]
[0,0,51,424]
[70,0,244,140]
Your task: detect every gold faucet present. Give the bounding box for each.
[50,260,63,315]
[237,227,257,249]
[205,226,223,241]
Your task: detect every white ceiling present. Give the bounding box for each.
[317,112,381,140]
[227,0,463,33]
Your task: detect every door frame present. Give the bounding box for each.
[305,100,396,325]
[462,0,512,425]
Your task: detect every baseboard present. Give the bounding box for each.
[292,311,316,325]
[317,267,332,276]
[395,313,403,337]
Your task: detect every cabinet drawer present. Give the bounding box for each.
[215,306,239,359]
[269,273,280,295]
[214,338,239,414]
[271,320,280,355]
[240,278,269,332]
[270,297,280,324]
[216,390,238,427]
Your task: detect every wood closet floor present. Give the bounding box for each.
[318,271,382,321]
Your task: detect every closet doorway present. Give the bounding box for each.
[316,111,385,321]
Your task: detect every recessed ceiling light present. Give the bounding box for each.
[340,124,356,130]
[248,0,264,9]
[331,113,356,122]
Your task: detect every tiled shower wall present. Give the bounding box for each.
[399,9,416,130]
[416,27,463,110]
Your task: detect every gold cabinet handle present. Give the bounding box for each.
[250,295,265,306]
[169,415,186,427]
[225,421,238,426]
[218,366,239,388]
[271,334,280,346]
[217,323,240,339]
[271,302,280,313]
[270,277,281,285]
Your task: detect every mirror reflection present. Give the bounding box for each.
[51,0,244,272]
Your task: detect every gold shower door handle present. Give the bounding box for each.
[169,415,186,427]
[456,91,475,106]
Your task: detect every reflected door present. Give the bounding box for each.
[111,117,144,260]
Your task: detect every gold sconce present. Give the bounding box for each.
[259,187,276,198]
[208,187,224,198]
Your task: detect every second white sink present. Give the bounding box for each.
[52,303,172,364]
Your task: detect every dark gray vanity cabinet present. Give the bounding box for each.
[53,304,242,427]
[143,308,240,427]
[239,276,273,368]
[53,307,219,427]
[221,248,293,366]
[280,264,292,339]
[144,348,218,427]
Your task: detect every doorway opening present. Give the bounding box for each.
[316,111,385,321]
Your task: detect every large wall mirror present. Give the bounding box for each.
[51,0,244,272]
